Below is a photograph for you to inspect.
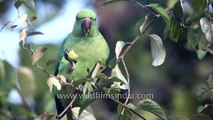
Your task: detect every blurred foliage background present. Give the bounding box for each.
[0,0,212,120]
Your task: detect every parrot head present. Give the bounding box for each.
[72,9,99,37]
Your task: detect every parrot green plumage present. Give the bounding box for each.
[54,9,109,119]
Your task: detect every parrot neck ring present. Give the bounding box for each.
[81,18,91,36]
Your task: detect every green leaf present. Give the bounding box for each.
[197,49,207,60]
[127,103,137,110]
[0,60,15,91]
[117,105,133,120]
[23,0,35,11]
[169,17,186,42]
[187,28,201,48]
[173,1,184,22]
[167,0,178,8]
[147,34,166,66]
[137,99,167,120]
[148,3,170,25]
[107,57,116,69]
[14,0,23,9]
[163,25,170,40]
[31,46,48,64]
[190,0,207,13]
[170,117,190,120]
[17,66,36,98]
[197,105,205,113]
[193,113,212,120]
[103,0,130,6]
[27,31,44,36]
[34,112,54,120]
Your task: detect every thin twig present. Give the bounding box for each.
[117,17,157,63]
[56,92,78,119]
[133,0,158,17]
[119,58,130,117]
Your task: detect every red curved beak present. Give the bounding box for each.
[81,18,91,36]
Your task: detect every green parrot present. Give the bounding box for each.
[54,9,110,119]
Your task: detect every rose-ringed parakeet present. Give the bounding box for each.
[54,9,109,119]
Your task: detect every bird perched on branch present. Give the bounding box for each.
[54,9,109,119]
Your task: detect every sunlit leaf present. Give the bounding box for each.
[17,66,36,98]
[137,99,167,120]
[196,49,207,60]
[29,16,37,22]
[19,14,28,24]
[31,46,47,63]
[23,0,35,11]
[27,31,44,36]
[103,0,130,6]
[140,15,148,34]
[148,3,170,24]
[115,41,126,59]
[197,105,205,113]
[200,17,213,43]
[147,34,166,66]
[34,112,54,120]
[58,75,67,84]
[14,0,23,9]
[72,107,96,120]
[19,28,27,41]
[111,65,127,84]
[47,76,61,92]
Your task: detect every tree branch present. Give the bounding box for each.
[56,92,78,120]
[117,17,157,63]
